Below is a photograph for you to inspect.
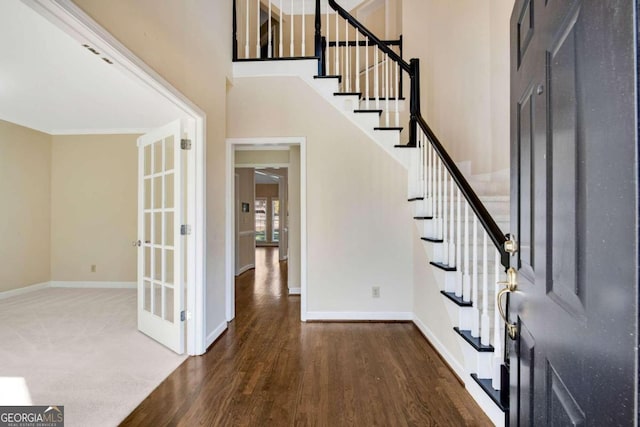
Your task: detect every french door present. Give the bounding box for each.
[137,119,185,354]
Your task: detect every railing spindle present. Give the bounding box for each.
[334,8,339,76]
[492,250,502,390]
[449,176,455,266]
[355,31,360,94]
[256,0,261,57]
[471,215,479,337]
[345,20,350,91]
[280,0,284,57]
[365,37,370,108]
[481,231,490,345]
[374,48,380,110]
[442,170,449,264]
[290,0,294,56]
[268,0,272,58]
[437,158,443,240]
[302,0,306,56]
[385,54,390,126]
[463,202,471,302]
[245,0,250,58]
[455,187,462,297]
[395,64,400,127]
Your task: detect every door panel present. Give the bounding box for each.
[137,119,185,354]
[509,0,637,425]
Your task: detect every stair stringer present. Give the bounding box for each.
[232,60,410,168]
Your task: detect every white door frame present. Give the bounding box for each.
[225,137,307,321]
[27,0,207,355]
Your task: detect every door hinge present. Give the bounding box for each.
[180,310,186,322]
[180,138,192,150]
[180,224,191,235]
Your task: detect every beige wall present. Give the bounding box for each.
[73,0,233,335]
[288,146,301,291]
[235,168,255,273]
[227,76,413,314]
[403,0,513,175]
[0,120,51,292]
[235,150,289,165]
[50,134,137,282]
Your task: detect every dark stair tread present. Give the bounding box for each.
[314,75,342,83]
[334,92,362,98]
[374,127,403,131]
[440,291,473,307]
[453,327,494,352]
[471,374,509,412]
[413,216,433,220]
[408,197,424,202]
[354,109,383,115]
[395,144,417,148]
[421,237,444,243]
[430,261,457,272]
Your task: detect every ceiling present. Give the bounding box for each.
[255,169,284,184]
[0,1,186,135]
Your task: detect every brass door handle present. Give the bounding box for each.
[497,267,518,340]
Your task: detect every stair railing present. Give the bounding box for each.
[327,0,509,393]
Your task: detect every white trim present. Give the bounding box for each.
[28,0,208,356]
[50,281,136,289]
[412,314,466,380]
[235,145,291,151]
[236,264,255,276]
[0,282,50,300]
[226,137,308,322]
[236,163,290,168]
[288,287,301,295]
[205,320,229,349]
[306,311,413,321]
[48,127,152,135]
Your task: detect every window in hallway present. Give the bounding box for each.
[255,198,267,242]
[271,199,279,242]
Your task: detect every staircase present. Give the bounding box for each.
[232,1,510,425]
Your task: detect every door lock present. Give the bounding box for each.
[497,267,518,339]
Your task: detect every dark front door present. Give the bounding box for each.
[509,0,638,425]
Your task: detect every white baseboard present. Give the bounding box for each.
[288,287,301,295]
[235,264,255,276]
[50,281,136,289]
[206,320,228,349]
[305,311,413,321]
[412,314,466,382]
[0,282,50,300]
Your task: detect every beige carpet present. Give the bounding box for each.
[0,288,187,426]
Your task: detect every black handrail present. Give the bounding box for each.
[328,0,411,73]
[328,0,509,268]
[417,116,509,268]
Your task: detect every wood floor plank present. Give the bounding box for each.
[121,248,493,426]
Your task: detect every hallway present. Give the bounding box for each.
[121,247,491,426]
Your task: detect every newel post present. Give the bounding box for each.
[409,58,421,146]
[314,0,325,75]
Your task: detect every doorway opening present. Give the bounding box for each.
[226,138,307,322]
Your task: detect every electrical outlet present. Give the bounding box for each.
[91,264,96,273]
[372,286,380,298]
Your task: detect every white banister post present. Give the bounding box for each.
[448,176,455,266]
[302,0,306,56]
[334,8,339,76]
[481,231,491,345]
[365,37,370,108]
[462,202,471,302]
[268,0,272,58]
[471,215,479,337]
[279,0,284,57]
[492,250,503,390]
[442,170,449,265]
[245,0,250,58]
[355,30,360,94]
[385,54,390,126]
[290,0,294,56]
[455,187,462,297]
[437,159,443,240]
[257,0,261,57]
[374,48,380,109]
[395,63,400,127]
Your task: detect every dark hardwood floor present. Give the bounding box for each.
[121,247,492,426]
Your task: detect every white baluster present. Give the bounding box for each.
[395,63,400,127]
[442,170,448,265]
[492,249,503,390]
[374,48,380,109]
[257,0,261,57]
[455,187,462,297]
[471,215,479,337]
[437,159,443,240]
[355,31,360,94]
[334,8,339,75]
[448,176,455,266]
[431,145,436,220]
[462,202,471,302]
[268,0,272,58]
[290,0,294,56]
[326,1,329,61]
[245,0,250,58]
[365,37,370,109]
[302,0,306,56]
[385,55,390,126]
[481,231,491,346]
[279,0,284,57]
[345,21,350,92]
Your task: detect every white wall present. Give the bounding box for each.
[227,76,413,317]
